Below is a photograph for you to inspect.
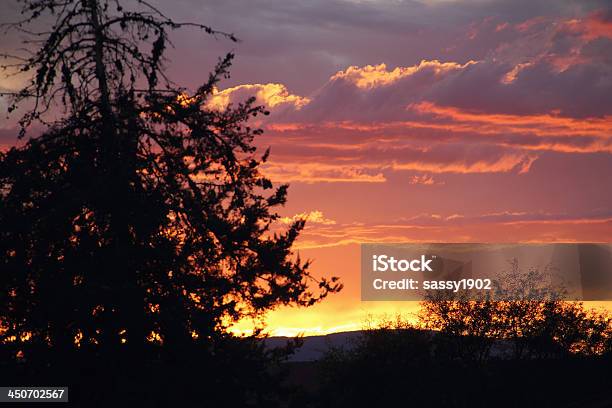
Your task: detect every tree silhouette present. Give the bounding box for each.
[0,0,340,379]
[418,264,612,360]
[316,305,612,408]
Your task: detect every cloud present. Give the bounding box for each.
[262,162,386,183]
[2,0,611,195]
[279,58,482,123]
[257,135,540,182]
[329,60,477,89]
[229,15,612,183]
[561,10,612,42]
[290,210,612,249]
[500,62,534,84]
[279,210,336,225]
[409,102,612,139]
[408,174,444,185]
[262,115,612,155]
[391,152,537,174]
[208,83,310,111]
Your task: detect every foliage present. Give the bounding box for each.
[418,263,612,359]
[0,0,340,383]
[316,303,612,407]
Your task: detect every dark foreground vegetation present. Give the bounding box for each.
[2,338,301,406]
[0,0,338,406]
[289,352,612,408]
[311,299,612,408]
[3,298,612,407]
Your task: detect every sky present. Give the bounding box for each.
[2,0,612,336]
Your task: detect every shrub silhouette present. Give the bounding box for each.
[419,263,612,359]
[317,275,612,408]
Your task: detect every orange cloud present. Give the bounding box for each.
[392,153,536,174]
[562,11,612,41]
[265,104,612,155]
[501,62,534,84]
[501,216,612,226]
[330,60,478,89]
[262,162,387,183]
[279,210,336,225]
[515,16,550,33]
[261,150,536,184]
[508,11,612,73]
[290,214,612,250]
[409,102,612,139]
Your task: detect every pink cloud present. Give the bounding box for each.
[409,102,612,139]
[261,162,387,183]
[562,11,612,41]
[408,174,444,185]
[390,153,536,174]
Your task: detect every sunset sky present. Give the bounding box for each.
[2,0,612,336]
